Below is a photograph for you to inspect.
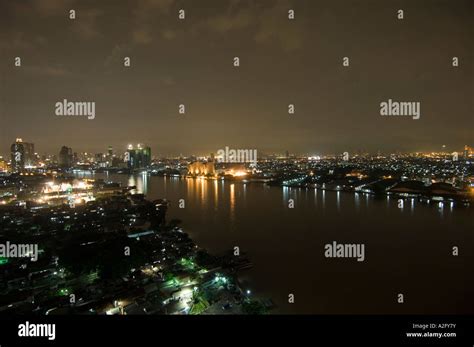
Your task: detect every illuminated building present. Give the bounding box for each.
[464,145,472,159]
[218,163,247,176]
[0,158,7,172]
[187,161,216,176]
[104,146,115,168]
[127,144,151,169]
[10,138,35,171]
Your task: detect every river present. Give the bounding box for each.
[75,172,474,314]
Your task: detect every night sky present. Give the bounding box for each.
[0,0,472,157]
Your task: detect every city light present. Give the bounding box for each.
[0,0,472,327]
[232,171,247,177]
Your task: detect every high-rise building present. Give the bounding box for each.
[464,145,470,159]
[0,157,8,173]
[59,146,73,168]
[106,146,114,167]
[10,138,35,171]
[127,144,151,169]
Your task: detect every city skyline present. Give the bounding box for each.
[1,138,473,160]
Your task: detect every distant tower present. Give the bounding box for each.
[127,144,151,169]
[464,145,469,159]
[59,146,73,168]
[11,139,25,171]
[10,138,35,171]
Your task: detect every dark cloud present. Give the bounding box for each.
[0,0,472,157]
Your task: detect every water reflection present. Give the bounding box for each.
[76,173,473,314]
[81,173,458,222]
[141,172,148,195]
[214,180,219,210]
[282,186,289,204]
[200,178,206,205]
[186,177,193,201]
[127,175,137,193]
[230,183,235,225]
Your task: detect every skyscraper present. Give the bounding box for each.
[10,138,35,171]
[464,145,470,159]
[59,146,73,168]
[127,144,151,169]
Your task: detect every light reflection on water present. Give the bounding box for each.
[230,183,235,225]
[74,172,459,223]
[71,172,472,314]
